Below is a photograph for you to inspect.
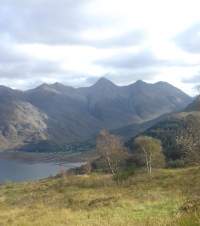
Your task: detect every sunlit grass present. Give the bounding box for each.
[0,167,200,225]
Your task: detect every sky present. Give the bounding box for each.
[1,0,200,96]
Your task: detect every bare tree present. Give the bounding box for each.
[195,84,200,95]
[59,167,67,178]
[134,136,165,175]
[96,130,128,177]
[80,162,91,175]
[176,119,200,166]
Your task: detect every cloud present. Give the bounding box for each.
[94,50,171,70]
[182,73,200,83]
[0,0,92,44]
[0,39,64,83]
[173,23,200,54]
[86,30,146,48]
[0,57,63,80]
[94,48,198,71]
[0,1,146,48]
[0,39,26,63]
[0,0,199,97]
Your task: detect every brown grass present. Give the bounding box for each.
[0,167,200,225]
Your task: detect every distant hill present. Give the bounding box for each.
[184,95,200,112]
[111,112,173,141]
[0,78,192,152]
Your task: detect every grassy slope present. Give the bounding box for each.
[0,167,200,225]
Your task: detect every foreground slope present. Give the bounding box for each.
[0,78,192,151]
[1,167,200,225]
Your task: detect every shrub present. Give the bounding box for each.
[113,165,138,182]
[166,159,185,168]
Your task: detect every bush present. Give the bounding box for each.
[166,159,185,168]
[3,180,13,188]
[113,165,138,182]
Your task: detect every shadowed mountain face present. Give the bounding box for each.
[0,78,192,151]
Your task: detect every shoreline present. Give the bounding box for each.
[0,149,98,164]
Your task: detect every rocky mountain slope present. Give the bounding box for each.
[0,78,192,151]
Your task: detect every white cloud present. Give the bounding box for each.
[0,0,200,95]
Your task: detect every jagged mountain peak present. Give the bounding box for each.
[36,83,60,94]
[154,81,169,85]
[154,81,177,89]
[50,82,75,90]
[0,85,23,98]
[92,77,117,88]
[28,83,61,95]
[0,85,18,93]
[134,80,147,85]
[51,82,67,88]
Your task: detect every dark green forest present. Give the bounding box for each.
[126,112,200,167]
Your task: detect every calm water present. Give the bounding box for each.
[0,154,84,184]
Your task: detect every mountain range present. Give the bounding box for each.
[0,77,192,152]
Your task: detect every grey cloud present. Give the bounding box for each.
[173,23,200,54]
[0,1,145,48]
[0,37,91,89]
[94,50,169,70]
[0,40,27,63]
[0,58,63,79]
[88,30,146,48]
[94,49,197,70]
[0,40,64,80]
[1,0,92,44]
[30,61,63,75]
[182,74,200,83]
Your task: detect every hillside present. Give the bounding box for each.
[1,167,200,225]
[126,95,200,162]
[0,86,49,151]
[184,95,200,112]
[0,78,192,152]
[111,112,172,141]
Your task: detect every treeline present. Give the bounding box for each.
[67,130,165,183]
[126,117,184,161]
[61,113,200,181]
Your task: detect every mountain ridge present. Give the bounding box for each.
[0,78,193,152]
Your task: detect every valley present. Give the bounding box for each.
[1,1,199,225]
[0,81,200,225]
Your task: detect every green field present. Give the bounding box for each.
[0,167,200,225]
